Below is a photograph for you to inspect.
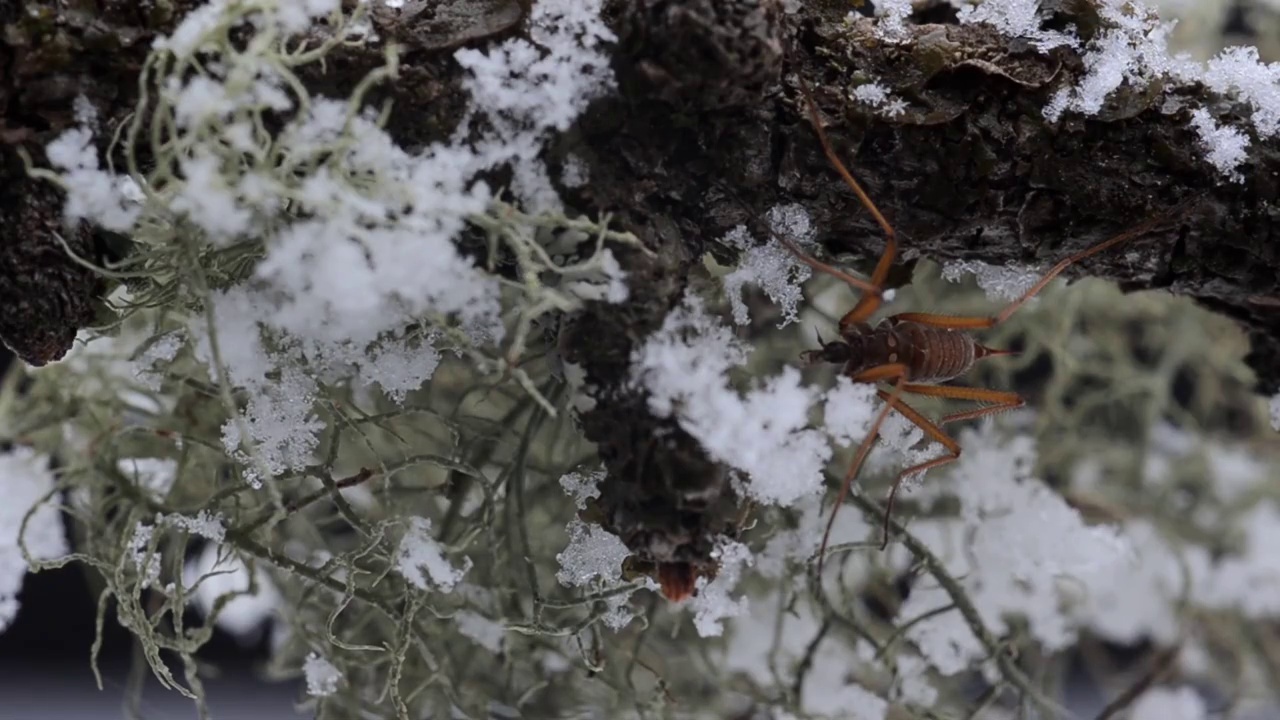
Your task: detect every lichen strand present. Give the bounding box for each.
[0,179,102,365]
[786,16,1280,392]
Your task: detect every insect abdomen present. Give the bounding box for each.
[904,323,974,383]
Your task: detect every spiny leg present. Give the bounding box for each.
[777,235,881,298]
[875,384,1025,547]
[816,362,909,576]
[798,80,899,328]
[898,383,1025,426]
[871,389,961,549]
[782,79,900,331]
[889,204,1190,331]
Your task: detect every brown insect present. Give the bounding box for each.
[781,84,1185,574]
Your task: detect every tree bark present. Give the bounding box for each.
[2,0,1277,576]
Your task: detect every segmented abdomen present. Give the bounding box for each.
[898,323,975,383]
[857,322,975,384]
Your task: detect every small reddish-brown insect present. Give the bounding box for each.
[782,83,1185,573]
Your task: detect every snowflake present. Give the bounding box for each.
[396,518,471,593]
[303,653,342,698]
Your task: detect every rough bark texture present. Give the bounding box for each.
[2,0,1278,581]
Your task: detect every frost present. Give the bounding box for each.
[1024,0,1279,176]
[44,126,141,231]
[1078,521,1194,644]
[134,332,184,391]
[560,154,588,188]
[1200,502,1280,617]
[128,523,162,589]
[1205,443,1267,503]
[396,517,471,593]
[892,653,939,707]
[803,668,887,720]
[757,494,873,581]
[870,0,915,40]
[822,377,880,446]
[1202,45,1280,138]
[454,0,616,209]
[303,653,342,698]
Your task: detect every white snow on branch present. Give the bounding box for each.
[633,296,832,506]
[721,204,817,327]
[634,296,893,508]
[897,426,1130,674]
[51,0,625,489]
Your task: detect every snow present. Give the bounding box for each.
[721,203,817,327]
[940,259,1043,303]
[0,449,67,633]
[455,610,506,654]
[159,510,227,544]
[632,296,835,506]
[558,468,604,510]
[1131,686,1208,720]
[183,543,281,640]
[303,652,342,698]
[898,426,1131,673]
[689,539,752,637]
[42,0,628,490]
[849,82,909,117]
[554,519,642,630]
[396,518,471,593]
[1189,108,1250,180]
[118,458,179,500]
[21,0,1280,713]
[554,519,630,588]
[956,0,1076,51]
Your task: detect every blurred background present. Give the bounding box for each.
[0,345,305,719]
